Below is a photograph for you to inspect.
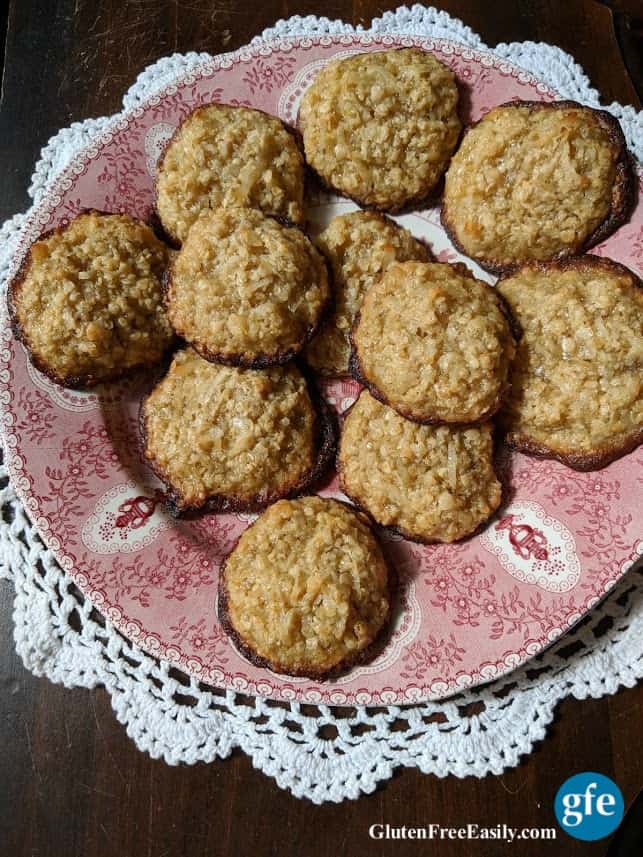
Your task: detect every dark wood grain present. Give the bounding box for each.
[1,3,641,856]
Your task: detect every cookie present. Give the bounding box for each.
[339,391,502,543]
[442,101,632,273]
[496,256,643,470]
[156,103,305,244]
[140,349,336,514]
[350,261,516,423]
[298,48,461,211]
[165,207,330,368]
[218,496,391,678]
[305,211,432,376]
[9,210,173,388]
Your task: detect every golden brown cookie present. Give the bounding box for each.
[350,261,516,423]
[305,211,432,376]
[156,103,305,244]
[9,210,173,388]
[442,101,632,273]
[140,349,336,514]
[298,48,461,211]
[165,207,330,368]
[218,496,391,678]
[497,256,643,470]
[338,391,502,543]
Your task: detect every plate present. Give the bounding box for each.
[1,34,641,705]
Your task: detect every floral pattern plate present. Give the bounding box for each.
[1,34,642,705]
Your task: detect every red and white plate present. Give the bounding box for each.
[1,34,641,705]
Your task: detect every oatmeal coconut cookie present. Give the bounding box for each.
[156,103,305,244]
[218,496,391,678]
[442,101,632,273]
[339,391,502,543]
[165,207,330,367]
[497,256,643,470]
[298,48,461,211]
[305,211,432,376]
[350,261,516,423]
[9,210,173,388]
[140,349,335,514]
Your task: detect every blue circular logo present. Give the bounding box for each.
[554,772,624,841]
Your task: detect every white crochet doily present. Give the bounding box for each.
[1,5,641,804]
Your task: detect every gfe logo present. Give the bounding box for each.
[554,772,624,841]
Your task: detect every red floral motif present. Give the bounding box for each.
[149,92,185,121]
[114,494,158,531]
[59,197,84,223]
[60,420,122,476]
[85,533,214,608]
[496,515,548,560]
[149,85,224,121]
[159,533,215,602]
[40,464,94,535]
[512,462,633,591]
[451,61,494,89]
[16,388,56,442]
[242,55,296,94]
[96,126,149,213]
[169,615,230,665]
[194,86,226,107]
[184,514,238,556]
[492,513,568,582]
[226,97,253,107]
[400,633,465,681]
[86,554,163,608]
[423,546,576,640]
[40,420,126,536]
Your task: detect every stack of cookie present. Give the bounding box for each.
[9,47,641,679]
[296,50,640,544]
[340,258,515,543]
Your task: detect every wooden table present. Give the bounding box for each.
[0,3,641,856]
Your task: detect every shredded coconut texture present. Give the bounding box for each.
[443,103,620,269]
[353,261,516,423]
[305,211,431,376]
[166,207,329,365]
[497,258,643,466]
[11,211,173,387]
[299,48,461,210]
[156,104,305,243]
[339,392,502,543]
[222,497,390,675]
[141,350,318,511]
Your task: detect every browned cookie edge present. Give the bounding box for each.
[348,266,517,425]
[440,100,634,275]
[138,359,337,515]
[163,217,333,369]
[154,102,306,247]
[216,497,394,680]
[297,48,463,213]
[8,209,175,389]
[336,390,504,543]
[496,255,643,471]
